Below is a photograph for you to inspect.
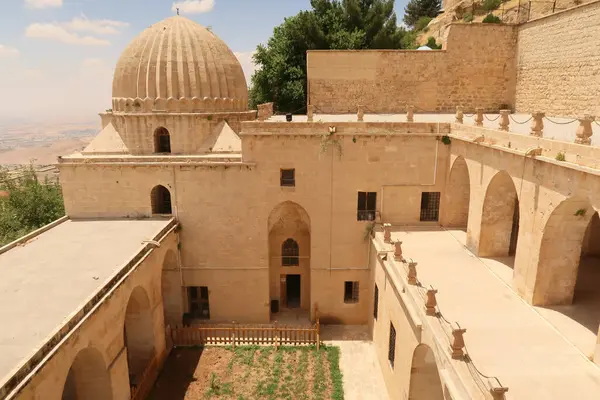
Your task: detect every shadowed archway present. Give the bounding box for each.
[268,201,311,320]
[154,127,171,153]
[408,344,444,400]
[61,347,113,400]
[124,286,156,388]
[444,156,471,228]
[479,171,520,257]
[151,185,172,215]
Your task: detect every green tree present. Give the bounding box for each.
[249,0,407,113]
[403,0,442,28]
[0,165,65,246]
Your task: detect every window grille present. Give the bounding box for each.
[357,192,377,221]
[420,192,441,221]
[344,281,360,303]
[154,127,171,153]
[188,286,210,319]
[280,169,295,187]
[388,322,396,367]
[151,185,172,214]
[282,238,299,266]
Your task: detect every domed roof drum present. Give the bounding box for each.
[112,16,248,113]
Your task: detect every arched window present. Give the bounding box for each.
[151,185,172,214]
[282,238,299,266]
[154,127,171,153]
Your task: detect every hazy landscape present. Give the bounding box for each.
[0,119,98,167]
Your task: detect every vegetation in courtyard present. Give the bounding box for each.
[482,13,502,23]
[555,152,566,161]
[249,0,407,113]
[149,345,343,400]
[0,165,65,246]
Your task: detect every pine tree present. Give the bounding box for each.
[403,0,442,28]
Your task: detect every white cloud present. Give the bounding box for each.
[65,14,129,35]
[172,0,215,14]
[0,45,20,58]
[25,0,62,9]
[21,68,44,79]
[26,23,110,46]
[234,51,257,84]
[82,58,103,67]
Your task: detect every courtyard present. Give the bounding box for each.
[148,346,344,400]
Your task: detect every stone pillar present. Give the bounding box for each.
[357,105,364,122]
[455,106,464,124]
[406,105,415,123]
[393,241,403,261]
[307,105,314,122]
[383,223,392,243]
[499,110,510,131]
[490,387,509,400]
[474,108,484,127]
[407,261,418,285]
[425,289,438,316]
[575,115,595,145]
[450,327,467,359]
[530,112,545,137]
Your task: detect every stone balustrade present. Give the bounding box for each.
[257,102,274,121]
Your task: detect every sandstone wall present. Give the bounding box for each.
[515,1,600,117]
[307,24,517,113]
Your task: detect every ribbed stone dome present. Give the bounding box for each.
[112,16,248,113]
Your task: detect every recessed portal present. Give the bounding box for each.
[286,274,301,308]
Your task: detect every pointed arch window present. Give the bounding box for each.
[282,238,299,266]
[154,127,171,153]
[151,185,172,214]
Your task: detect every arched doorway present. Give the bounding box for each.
[408,344,444,400]
[444,156,470,228]
[154,127,171,153]
[479,171,520,258]
[62,347,113,400]
[161,249,181,327]
[151,185,172,215]
[268,201,311,320]
[124,286,156,388]
[533,198,598,306]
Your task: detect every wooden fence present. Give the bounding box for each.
[130,357,159,400]
[171,320,320,350]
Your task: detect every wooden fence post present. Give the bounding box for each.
[274,322,279,351]
[232,325,236,349]
[316,317,321,351]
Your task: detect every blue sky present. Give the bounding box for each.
[0,0,408,121]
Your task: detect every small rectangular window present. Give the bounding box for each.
[280,169,295,187]
[420,192,441,222]
[344,281,360,303]
[357,191,377,221]
[374,284,379,319]
[188,286,210,320]
[388,322,396,367]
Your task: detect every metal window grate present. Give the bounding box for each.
[187,286,210,320]
[154,127,171,153]
[344,281,359,303]
[357,192,377,221]
[374,284,379,319]
[420,192,441,221]
[388,322,396,367]
[282,238,299,266]
[151,185,172,214]
[280,169,295,187]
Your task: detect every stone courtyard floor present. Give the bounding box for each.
[384,227,600,400]
[321,325,389,400]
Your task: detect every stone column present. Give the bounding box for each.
[455,106,464,124]
[383,223,391,243]
[450,327,467,359]
[307,105,314,122]
[499,110,510,131]
[357,105,364,122]
[393,241,403,261]
[425,289,438,316]
[406,105,415,123]
[474,108,484,127]
[530,112,545,137]
[407,261,418,285]
[575,115,595,145]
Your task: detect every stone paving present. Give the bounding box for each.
[383,227,600,400]
[321,325,390,400]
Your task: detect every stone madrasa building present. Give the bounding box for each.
[2,3,600,399]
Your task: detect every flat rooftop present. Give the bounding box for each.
[268,113,600,145]
[0,218,173,388]
[377,227,600,399]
